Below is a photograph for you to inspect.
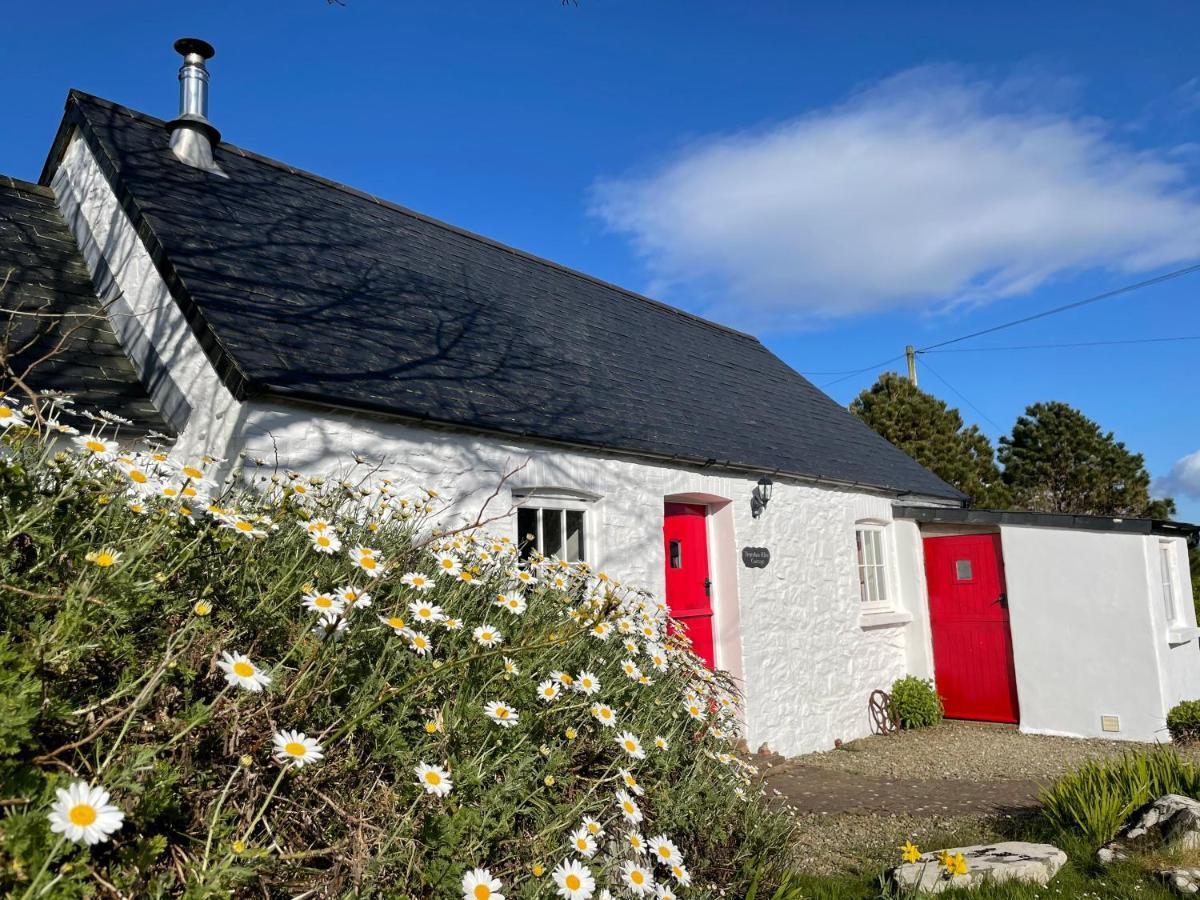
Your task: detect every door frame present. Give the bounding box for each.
[661,494,744,684]
[921,530,1021,725]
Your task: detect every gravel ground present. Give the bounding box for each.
[767,721,1195,875]
[789,720,1177,782]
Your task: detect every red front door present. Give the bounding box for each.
[663,503,715,668]
[923,534,1019,724]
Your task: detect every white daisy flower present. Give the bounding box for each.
[336,585,372,610]
[502,657,519,675]
[590,703,616,727]
[310,531,341,554]
[616,731,645,760]
[272,729,324,767]
[648,835,682,867]
[513,569,537,586]
[442,617,464,631]
[589,622,612,640]
[574,671,600,695]
[312,612,349,640]
[568,826,597,858]
[462,868,504,900]
[73,434,116,456]
[653,736,669,752]
[684,698,706,721]
[669,863,691,887]
[655,886,678,900]
[408,600,446,624]
[620,860,655,895]
[619,768,644,796]
[581,815,603,837]
[553,858,596,899]
[378,614,408,634]
[216,652,272,692]
[484,700,519,727]
[626,831,647,854]
[406,630,433,656]
[536,680,562,703]
[401,571,434,591]
[494,592,527,615]
[621,659,642,680]
[615,789,643,824]
[472,625,503,648]
[302,591,343,615]
[414,762,453,797]
[0,401,27,429]
[48,780,124,845]
[434,552,462,577]
[349,546,383,575]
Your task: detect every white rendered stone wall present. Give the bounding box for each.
[1001,526,1200,742]
[50,129,942,757]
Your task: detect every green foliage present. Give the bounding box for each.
[999,401,1170,517]
[1039,746,1200,845]
[1167,700,1200,745]
[888,676,943,730]
[849,373,1009,507]
[0,418,795,898]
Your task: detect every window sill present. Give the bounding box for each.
[859,610,913,630]
[1167,626,1200,646]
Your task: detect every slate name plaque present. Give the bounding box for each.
[741,547,770,568]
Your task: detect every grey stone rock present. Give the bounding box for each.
[1157,867,1200,895]
[893,842,1067,894]
[1099,794,1200,864]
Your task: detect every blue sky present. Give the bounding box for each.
[3,1,1198,518]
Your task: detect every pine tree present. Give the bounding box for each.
[850,372,1009,507]
[998,401,1170,517]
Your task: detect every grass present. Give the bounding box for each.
[783,828,1178,898]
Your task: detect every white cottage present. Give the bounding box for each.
[2,40,1197,755]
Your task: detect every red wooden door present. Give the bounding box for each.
[663,503,715,668]
[923,534,1019,724]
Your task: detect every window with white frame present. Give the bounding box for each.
[1160,541,1179,624]
[855,523,891,609]
[515,494,591,562]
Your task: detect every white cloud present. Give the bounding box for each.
[591,67,1200,327]
[1156,450,1200,500]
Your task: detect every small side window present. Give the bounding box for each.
[955,559,973,581]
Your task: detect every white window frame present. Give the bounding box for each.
[513,490,595,563]
[854,521,893,612]
[1160,540,1180,625]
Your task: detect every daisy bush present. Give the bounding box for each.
[0,397,794,898]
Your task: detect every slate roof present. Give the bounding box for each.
[0,174,171,434]
[39,91,963,500]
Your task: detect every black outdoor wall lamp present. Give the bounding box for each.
[751,477,774,518]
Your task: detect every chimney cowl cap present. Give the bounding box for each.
[174,37,215,60]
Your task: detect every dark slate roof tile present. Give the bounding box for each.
[0,174,172,435]
[45,91,961,499]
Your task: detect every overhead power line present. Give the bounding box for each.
[916,263,1200,353]
[922,334,1200,354]
[916,356,1005,433]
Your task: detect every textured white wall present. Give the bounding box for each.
[228,401,922,756]
[52,125,943,758]
[1001,526,1200,742]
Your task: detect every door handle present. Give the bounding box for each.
[996,592,1008,608]
[704,578,712,598]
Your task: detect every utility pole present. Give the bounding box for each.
[905,345,918,386]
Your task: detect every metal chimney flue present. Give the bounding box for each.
[166,38,226,176]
